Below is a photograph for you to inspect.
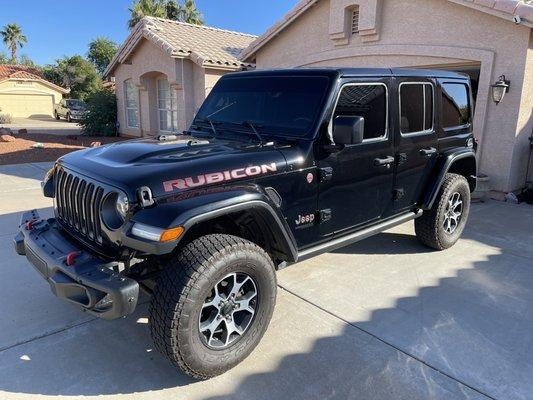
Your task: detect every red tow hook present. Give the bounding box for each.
[25,218,38,230]
[65,252,81,266]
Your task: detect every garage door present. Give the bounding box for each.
[0,94,54,118]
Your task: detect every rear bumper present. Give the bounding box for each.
[14,210,139,320]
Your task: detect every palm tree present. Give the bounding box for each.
[0,24,27,62]
[177,0,204,25]
[128,0,166,29]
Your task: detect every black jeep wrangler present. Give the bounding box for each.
[14,68,476,379]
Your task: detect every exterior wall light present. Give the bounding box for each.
[491,75,510,105]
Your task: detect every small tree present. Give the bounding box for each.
[42,55,102,100]
[88,37,118,75]
[0,23,27,62]
[80,88,118,136]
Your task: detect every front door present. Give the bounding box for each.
[318,79,395,237]
[393,78,438,211]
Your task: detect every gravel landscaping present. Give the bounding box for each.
[0,133,125,165]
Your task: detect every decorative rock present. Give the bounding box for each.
[18,128,28,134]
[31,142,45,149]
[0,134,16,142]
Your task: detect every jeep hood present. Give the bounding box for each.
[58,135,289,199]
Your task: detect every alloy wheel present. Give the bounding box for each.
[443,192,463,234]
[199,272,258,349]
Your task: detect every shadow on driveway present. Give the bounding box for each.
[0,200,531,399]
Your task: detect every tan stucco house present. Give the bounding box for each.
[0,65,68,118]
[241,0,533,194]
[104,17,256,137]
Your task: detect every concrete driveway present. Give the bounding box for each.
[2,117,82,135]
[0,163,532,400]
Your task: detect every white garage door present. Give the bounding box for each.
[0,94,54,118]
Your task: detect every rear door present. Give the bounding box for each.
[317,78,395,236]
[393,78,438,211]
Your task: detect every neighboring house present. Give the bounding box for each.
[104,17,256,137]
[0,65,68,118]
[241,0,533,194]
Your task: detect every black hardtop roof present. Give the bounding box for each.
[227,67,468,80]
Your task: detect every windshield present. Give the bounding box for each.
[67,100,86,109]
[194,76,330,137]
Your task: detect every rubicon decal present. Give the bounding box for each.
[163,163,278,192]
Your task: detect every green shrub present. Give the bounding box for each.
[80,88,117,136]
[0,113,13,124]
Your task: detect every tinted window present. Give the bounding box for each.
[441,83,470,128]
[400,83,433,134]
[333,84,387,140]
[195,76,330,136]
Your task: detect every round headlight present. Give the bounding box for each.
[116,193,129,219]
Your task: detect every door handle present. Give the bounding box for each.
[374,156,395,166]
[420,147,437,157]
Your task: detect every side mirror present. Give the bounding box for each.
[333,116,365,145]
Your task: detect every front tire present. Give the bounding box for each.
[415,173,471,250]
[54,111,60,120]
[149,234,277,379]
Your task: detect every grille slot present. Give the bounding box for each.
[55,168,105,244]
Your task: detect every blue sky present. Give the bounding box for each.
[1,0,299,65]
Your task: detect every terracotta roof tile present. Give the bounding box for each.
[0,64,68,93]
[0,65,43,80]
[106,17,256,76]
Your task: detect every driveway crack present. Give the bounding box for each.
[278,284,497,400]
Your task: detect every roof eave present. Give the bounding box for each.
[240,0,533,62]
[0,76,69,94]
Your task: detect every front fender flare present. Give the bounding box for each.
[131,186,298,262]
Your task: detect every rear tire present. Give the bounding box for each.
[415,173,470,250]
[54,111,60,120]
[149,234,277,379]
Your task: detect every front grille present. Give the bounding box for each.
[55,167,105,244]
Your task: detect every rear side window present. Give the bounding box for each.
[399,83,434,134]
[333,83,387,140]
[441,83,471,128]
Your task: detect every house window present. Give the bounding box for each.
[399,82,434,135]
[124,79,139,128]
[351,6,360,35]
[157,78,178,132]
[441,83,471,129]
[332,83,388,141]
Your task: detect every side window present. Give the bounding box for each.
[399,83,433,134]
[333,84,387,141]
[441,83,471,129]
[124,79,139,128]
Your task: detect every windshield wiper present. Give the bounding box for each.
[194,118,221,137]
[242,121,266,146]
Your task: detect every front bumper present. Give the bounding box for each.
[14,210,139,320]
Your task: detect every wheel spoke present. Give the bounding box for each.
[235,291,257,314]
[200,314,222,333]
[225,318,244,337]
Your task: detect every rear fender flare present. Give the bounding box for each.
[422,149,477,210]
